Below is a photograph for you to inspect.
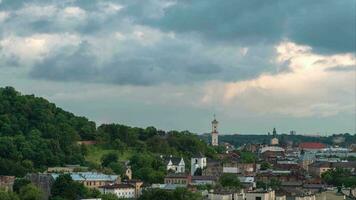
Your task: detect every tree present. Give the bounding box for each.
[101,152,118,167]
[0,189,20,200]
[100,193,120,200]
[260,162,271,170]
[13,178,31,193]
[219,174,241,189]
[139,188,201,200]
[19,184,43,200]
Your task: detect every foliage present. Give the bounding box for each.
[0,189,20,200]
[13,178,31,194]
[219,174,241,189]
[260,162,272,170]
[0,87,96,176]
[240,151,256,163]
[100,193,120,200]
[139,188,202,200]
[101,152,118,167]
[321,167,356,187]
[256,178,281,190]
[129,152,166,183]
[50,174,99,200]
[19,184,43,200]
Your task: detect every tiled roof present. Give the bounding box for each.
[51,172,118,182]
[100,183,135,189]
[299,142,326,149]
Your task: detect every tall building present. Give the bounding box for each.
[211,115,219,146]
[270,128,279,145]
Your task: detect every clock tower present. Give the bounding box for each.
[211,115,219,146]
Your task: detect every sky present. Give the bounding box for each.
[0,0,355,135]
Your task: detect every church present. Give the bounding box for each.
[211,115,219,146]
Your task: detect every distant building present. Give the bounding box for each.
[99,183,136,199]
[191,153,207,176]
[50,172,120,189]
[0,176,15,191]
[211,115,219,146]
[162,155,185,173]
[203,159,222,177]
[290,131,296,136]
[191,176,218,185]
[164,174,191,185]
[299,142,326,152]
[208,190,245,200]
[270,128,279,145]
[245,189,276,200]
[123,179,143,198]
[308,161,356,177]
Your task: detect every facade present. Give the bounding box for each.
[245,189,276,200]
[208,190,245,200]
[191,154,207,175]
[123,179,143,198]
[211,116,219,146]
[0,176,15,191]
[191,176,218,185]
[51,172,120,189]
[99,183,136,199]
[164,174,191,185]
[163,156,185,173]
[25,173,55,200]
[223,162,255,175]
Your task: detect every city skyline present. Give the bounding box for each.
[0,0,355,135]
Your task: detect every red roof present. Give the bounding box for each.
[299,142,326,149]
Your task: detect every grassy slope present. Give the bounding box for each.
[85,145,135,164]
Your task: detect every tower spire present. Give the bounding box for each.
[211,114,219,146]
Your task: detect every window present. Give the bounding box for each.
[256,197,261,200]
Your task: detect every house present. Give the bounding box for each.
[298,143,326,152]
[191,176,218,185]
[222,162,255,175]
[99,183,136,199]
[123,179,143,198]
[308,161,356,177]
[51,172,120,188]
[0,176,15,191]
[164,174,191,185]
[191,153,207,176]
[208,190,245,200]
[162,155,185,173]
[203,159,222,177]
[245,189,276,200]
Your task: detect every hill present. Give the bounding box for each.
[0,87,215,183]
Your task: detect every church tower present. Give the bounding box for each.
[211,115,219,146]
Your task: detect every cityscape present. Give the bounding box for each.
[0,0,355,200]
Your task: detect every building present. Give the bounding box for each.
[203,159,223,177]
[290,131,296,136]
[222,162,255,175]
[211,115,219,146]
[0,176,15,191]
[51,172,120,189]
[245,189,276,200]
[99,183,136,199]
[123,179,143,198]
[308,161,356,177]
[191,153,207,175]
[26,173,55,200]
[191,176,218,185]
[208,190,245,200]
[270,128,279,145]
[164,174,191,185]
[124,165,132,180]
[298,142,326,152]
[162,155,185,173]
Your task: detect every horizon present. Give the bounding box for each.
[0,0,355,135]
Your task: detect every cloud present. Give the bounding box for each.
[202,42,355,117]
[142,0,355,53]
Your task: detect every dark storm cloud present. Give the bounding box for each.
[141,0,355,53]
[1,0,354,86]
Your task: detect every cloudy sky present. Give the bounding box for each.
[0,0,355,135]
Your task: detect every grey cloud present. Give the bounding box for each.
[140,0,355,54]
